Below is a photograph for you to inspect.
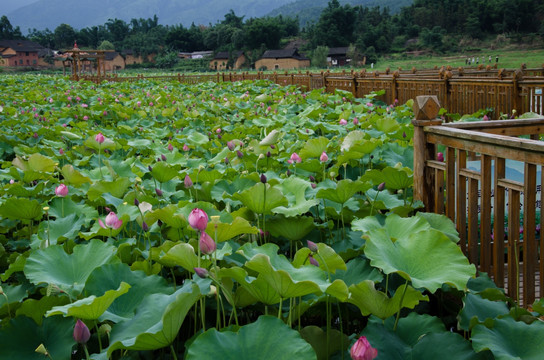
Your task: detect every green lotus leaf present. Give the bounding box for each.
[352,213,428,239]
[348,280,428,319]
[24,239,119,296]
[0,283,30,316]
[87,177,131,202]
[27,153,56,173]
[186,315,316,360]
[532,298,544,316]
[48,197,98,223]
[365,188,405,210]
[60,130,82,140]
[331,256,383,286]
[127,138,152,148]
[365,228,476,293]
[1,253,27,281]
[266,215,315,242]
[150,161,180,183]
[159,242,210,270]
[363,166,413,190]
[299,137,330,159]
[5,182,45,197]
[340,130,366,152]
[293,243,346,274]
[416,212,460,243]
[107,282,200,355]
[145,205,187,229]
[472,317,544,360]
[79,213,129,240]
[85,263,173,323]
[85,135,117,151]
[238,243,331,299]
[34,214,85,245]
[204,216,259,243]
[458,293,510,331]
[0,197,43,220]
[232,183,288,215]
[0,316,75,360]
[273,177,320,217]
[46,282,130,320]
[376,116,400,133]
[61,164,91,186]
[186,131,209,146]
[16,296,70,326]
[300,326,349,360]
[316,179,371,204]
[219,267,281,305]
[253,117,274,127]
[362,313,483,360]
[259,129,281,146]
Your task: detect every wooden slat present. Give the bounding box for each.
[468,178,479,266]
[435,167,445,214]
[457,150,467,255]
[493,158,506,287]
[523,163,537,304]
[480,155,492,273]
[497,178,525,193]
[508,189,521,302]
[446,147,456,222]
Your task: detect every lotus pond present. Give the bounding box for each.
[0,75,543,360]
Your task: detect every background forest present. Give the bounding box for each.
[1,0,543,68]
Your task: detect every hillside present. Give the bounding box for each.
[267,0,413,26]
[5,0,294,32]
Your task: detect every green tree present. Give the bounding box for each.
[154,51,179,68]
[311,45,329,68]
[97,40,115,50]
[0,16,23,39]
[53,23,77,49]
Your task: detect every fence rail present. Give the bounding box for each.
[412,95,543,305]
[81,66,544,118]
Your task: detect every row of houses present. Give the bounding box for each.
[1,39,363,72]
[0,40,152,71]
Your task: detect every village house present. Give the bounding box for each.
[209,51,246,70]
[328,47,350,67]
[104,51,125,71]
[0,39,45,67]
[255,49,310,70]
[179,51,213,59]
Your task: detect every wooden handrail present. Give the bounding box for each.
[412,95,543,306]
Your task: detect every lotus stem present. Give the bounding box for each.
[98,146,103,180]
[393,279,409,331]
[95,322,102,352]
[278,297,283,319]
[170,344,178,360]
[83,344,90,360]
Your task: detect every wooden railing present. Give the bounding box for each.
[412,95,544,305]
[81,67,544,118]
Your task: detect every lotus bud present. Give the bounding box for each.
[309,175,315,182]
[320,152,328,162]
[290,152,301,163]
[378,182,386,191]
[236,150,243,158]
[194,267,209,279]
[437,152,444,162]
[148,165,153,172]
[199,231,216,254]
[55,183,68,197]
[168,143,174,152]
[98,324,112,337]
[260,174,267,184]
[142,221,149,232]
[183,144,189,151]
[73,319,91,344]
[227,141,235,150]
[309,254,319,267]
[134,198,140,206]
[224,157,229,164]
[155,188,163,197]
[350,336,378,360]
[95,133,105,144]
[184,174,193,188]
[307,240,318,253]
[266,151,271,157]
[161,154,167,162]
[188,208,209,231]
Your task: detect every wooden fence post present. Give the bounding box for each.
[412,95,442,211]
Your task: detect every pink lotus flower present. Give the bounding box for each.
[353,118,359,125]
[59,148,65,155]
[350,336,378,360]
[99,212,123,230]
[483,115,489,121]
[55,184,68,197]
[83,116,88,121]
[183,144,189,151]
[188,208,209,231]
[216,128,221,134]
[290,152,302,164]
[73,319,90,344]
[437,152,444,162]
[339,119,348,125]
[320,152,329,162]
[199,231,216,254]
[95,133,105,144]
[168,143,174,152]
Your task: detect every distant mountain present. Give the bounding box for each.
[267,0,413,26]
[6,0,295,32]
[0,0,38,18]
